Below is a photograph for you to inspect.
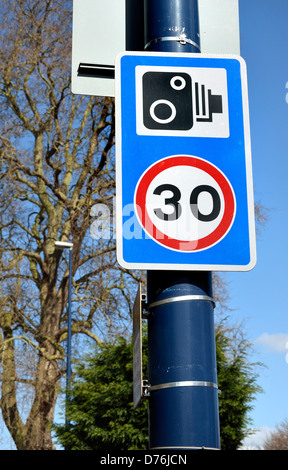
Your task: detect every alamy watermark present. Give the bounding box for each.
[89,191,225,251]
[89,197,203,244]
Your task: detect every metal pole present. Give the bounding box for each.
[55,241,73,427]
[143,0,221,450]
[67,248,72,384]
[144,0,200,53]
[66,246,73,426]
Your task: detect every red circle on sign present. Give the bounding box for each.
[134,155,236,252]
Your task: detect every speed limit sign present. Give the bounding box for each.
[135,155,235,252]
[115,52,256,271]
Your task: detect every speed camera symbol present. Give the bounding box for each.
[143,72,193,131]
[136,67,229,137]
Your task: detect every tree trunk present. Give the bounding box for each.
[1,294,63,450]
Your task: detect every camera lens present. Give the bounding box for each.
[170,76,186,90]
[149,99,177,124]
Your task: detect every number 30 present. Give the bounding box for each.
[153,184,221,222]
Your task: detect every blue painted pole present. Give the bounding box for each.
[144,0,221,450]
[144,0,200,53]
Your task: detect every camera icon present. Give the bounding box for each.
[143,72,193,131]
[136,66,229,138]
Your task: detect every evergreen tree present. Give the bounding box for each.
[54,334,149,450]
[54,324,261,451]
[216,326,261,450]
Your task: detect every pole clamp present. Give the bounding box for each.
[148,380,218,393]
[144,35,200,50]
[148,294,215,311]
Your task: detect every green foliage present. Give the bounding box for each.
[54,333,149,450]
[54,324,260,451]
[216,326,262,450]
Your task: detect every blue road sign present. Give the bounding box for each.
[115,52,256,271]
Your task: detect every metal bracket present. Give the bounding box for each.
[144,34,201,50]
[148,380,218,393]
[141,294,149,319]
[147,294,215,310]
[142,380,150,398]
[77,63,115,79]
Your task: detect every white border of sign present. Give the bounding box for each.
[115,52,256,272]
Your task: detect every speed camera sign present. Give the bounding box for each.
[115,52,256,271]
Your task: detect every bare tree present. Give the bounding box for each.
[262,418,288,450]
[0,0,141,449]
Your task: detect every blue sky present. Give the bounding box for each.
[227,0,288,448]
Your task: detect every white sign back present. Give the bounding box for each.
[72,0,240,97]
